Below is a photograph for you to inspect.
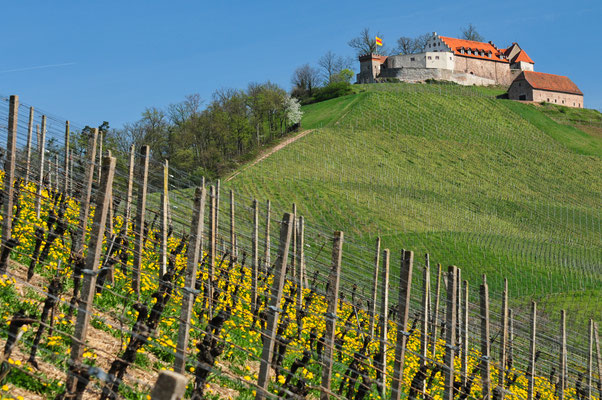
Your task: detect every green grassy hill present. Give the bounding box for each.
[224,83,602,324]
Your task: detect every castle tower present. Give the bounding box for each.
[357,53,388,83]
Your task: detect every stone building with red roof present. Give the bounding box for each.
[508,71,583,108]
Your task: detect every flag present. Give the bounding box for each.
[375,36,383,46]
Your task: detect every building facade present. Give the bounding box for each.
[508,71,584,108]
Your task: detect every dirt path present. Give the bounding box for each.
[226,129,313,182]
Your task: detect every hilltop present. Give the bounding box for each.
[225,82,602,323]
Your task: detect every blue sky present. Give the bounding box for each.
[1,0,600,128]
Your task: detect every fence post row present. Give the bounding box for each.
[391,250,414,400]
[64,156,116,398]
[320,230,343,400]
[174,185,206,374]
[443,265,458,400]
[251,199,259,311]
[378,248,390,399]
[255,213,293,400]
[132,145,149,295]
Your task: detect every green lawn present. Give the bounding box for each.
[225,83,602,326]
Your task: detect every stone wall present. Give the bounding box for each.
[378,67,496,86]
[453,56,516,85]
[386,52,454,70]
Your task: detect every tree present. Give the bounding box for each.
[291,64,320,98]
[413,33,431,53]
[332,68,354,84]
[284,96,302,126]
[396,37,416,55]
[348,27,387,56]
[461,23,484,42]
[318,51,351,84]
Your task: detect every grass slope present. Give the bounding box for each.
[225,83,602,324]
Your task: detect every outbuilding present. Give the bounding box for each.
[508,71,583,108]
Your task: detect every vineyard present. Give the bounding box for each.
[0,90,600,400]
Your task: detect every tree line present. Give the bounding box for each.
[98,83,302,183]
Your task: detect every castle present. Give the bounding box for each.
[357,32,584,107]
[357,32,533,86]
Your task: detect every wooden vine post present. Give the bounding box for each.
[320,231,343,400]
[255,213,293,400]
[264,199,271,269]
[296,216,305,313]
[421,254,430,367]
[35,115,47,219]
[251,199,259,311]
[208,185,217,314]
[174,186,206,373]
[391,250,414,400]
[73,128,98,252]
[499,278,509,399]
[64,156,116,398]
[431,263,442,357]
[370,237,380,339]
[527,301,537,400]
[559,309,567,400]
[25,106,33,182]
[230,189,236,257]
[443,265,458,400]
[480,275,491,400]
[64,120,70,194]
[462,280,469,385]
[587,319,593,400]
[132,145,149,295]
[1,95,18,249]
[594,322,602,400]
[125,144,135,230]
[160,160,169,277]
[378,249,390,399]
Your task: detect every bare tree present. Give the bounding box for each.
[348,27,387,56]
[413,33,432,52]
[396,37,415,55]
[318,51,352,84]
[291,64,320,97]
[461,23,484,42]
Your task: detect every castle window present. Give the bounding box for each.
[410,57,415,61]
[435,56,439,60]
[562,100,565,104]
[428,56,432,60]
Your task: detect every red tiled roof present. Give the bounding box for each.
[512,49,534,64]
[517,71,583,95]
[439,36,508,62]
